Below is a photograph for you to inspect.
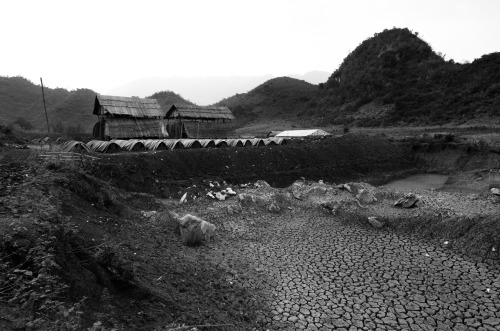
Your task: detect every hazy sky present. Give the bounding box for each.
[1,0,499,101]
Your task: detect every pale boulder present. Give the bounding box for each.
[177,214,216,245]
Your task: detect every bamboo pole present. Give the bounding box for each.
[40,78,52,151]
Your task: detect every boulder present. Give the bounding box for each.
[367,216,384,228]
[394,193,420,208]
[491,188,500,196]
[268,202,281,213]
[200,220,216,242]
[254,180,270,188]
[215,192,226,201]
[356,189,377,204]
[155,211,180,234]
[226,187,237,195]
[177,214,210,246]
[141,210,157,218]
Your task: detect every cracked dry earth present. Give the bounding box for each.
[206,207,500,331]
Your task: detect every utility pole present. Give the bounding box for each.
[40,78,52,151]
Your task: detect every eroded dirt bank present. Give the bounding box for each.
[89,134,414,197]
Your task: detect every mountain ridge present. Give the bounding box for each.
[1,27,499,135]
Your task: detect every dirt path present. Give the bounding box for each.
[204,207,500,330]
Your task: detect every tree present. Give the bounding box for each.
[12,117,34,130]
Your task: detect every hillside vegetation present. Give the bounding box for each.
[219,28,500,128]
[148,90,195,110]
[0,76,96,134]
[216,77,318,126]
[319,28,500,126]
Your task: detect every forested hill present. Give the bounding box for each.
[0,78,197,135]
[148,90,195,111]
[218,28,500,127]
[317,28,500,126]
[215,77,318,126]
[0,76,96,133]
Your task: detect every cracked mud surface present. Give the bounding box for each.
[198,205,500,331]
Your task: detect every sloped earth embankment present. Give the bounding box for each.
[88,134,413,198]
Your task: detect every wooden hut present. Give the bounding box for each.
[165,104,237,139]
[92,95,168,140]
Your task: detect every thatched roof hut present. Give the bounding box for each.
[92,95,168,140]
[165,104,236,139]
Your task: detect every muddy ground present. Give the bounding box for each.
[1,133,499,330]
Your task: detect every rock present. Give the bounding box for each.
[368,216,384,228]
[254,180,270,188]
[239,193,256,205]
[177,214,214,245]
[268,202,280,213]
[179,192,188,204]
[141,210,157,218]
[491,188,500,196]
[200,220,216,242]
[321,201,340,214]
[356,189,377,204]
[227,204,243,215]
[215,192,226,201]
[154,211,180,233]
[206,191,215,199]
[226,187,236,195]
[394,193,420,208]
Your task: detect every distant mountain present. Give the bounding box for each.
[106,72,329,105]
[149,90,196,110]
[216,77,318,126]
[0,76,96,134]
[107,75,274,105]
[317,28,500,126]
[288,71,330,85]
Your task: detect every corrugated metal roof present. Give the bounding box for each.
[94,95,163,118]
[166,104,235,120]
[275,129,331,137]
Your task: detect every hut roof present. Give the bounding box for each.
[166,104,235,120]
[93,95,163,118]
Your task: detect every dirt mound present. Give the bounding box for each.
[90,134,413,198]
[0,160,263,330]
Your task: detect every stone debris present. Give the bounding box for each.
[227,204,243,215]
[176,214,215,245]
[491,188,500,196]
[367,216,384,228]
[215,192,226,201]
[268,202,281,213]
[394,193,420,208]
[140,210,157,218]
[356,188,377,204]
[179,192,188,204]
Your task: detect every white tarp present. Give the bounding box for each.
[275,129,330,137]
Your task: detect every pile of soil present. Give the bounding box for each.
[89,134,414,198]
[0,160,264,330]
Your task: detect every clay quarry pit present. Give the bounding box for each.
[1,130,500,331]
